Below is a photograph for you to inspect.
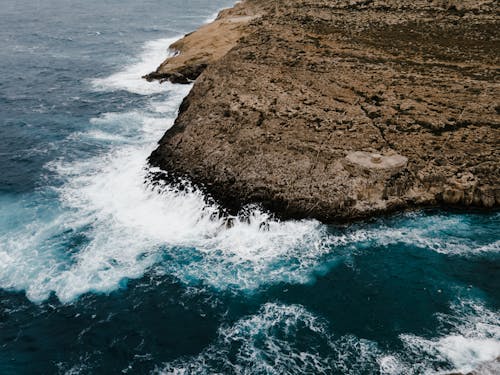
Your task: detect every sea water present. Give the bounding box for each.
[0,1,499,374]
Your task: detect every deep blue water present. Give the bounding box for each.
[0,1,499,374]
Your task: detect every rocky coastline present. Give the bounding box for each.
[147,0,499,222]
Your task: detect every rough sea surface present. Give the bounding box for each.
[0,1,499,374]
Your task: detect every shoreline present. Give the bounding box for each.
[146,0,499,223]
[143,1,262,84]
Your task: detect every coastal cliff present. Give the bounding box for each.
[148,0,500,222]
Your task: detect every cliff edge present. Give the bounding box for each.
[148,0,500,221]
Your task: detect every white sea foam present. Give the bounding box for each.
[90,37,180,95]
[43,133,339,301]
[404,335,500,374]
[0,48,337,302]
[204,11,221,24]
[474,240,500,254]
[0,27,499,375]
[155,300,500,375]
[341,213,500,257]
[399,300,500,374]
[1,30,498,305]
[157,303,381,375]
[1,133,498,302]
[378,355,406,375]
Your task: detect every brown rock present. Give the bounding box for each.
[147,0,500,221]
[143,2,262,83]
[443,188,465,205]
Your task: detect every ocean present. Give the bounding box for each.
[0,0,499,374]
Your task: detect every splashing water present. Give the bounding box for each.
[0,1,498,373]
[158,300,500,375]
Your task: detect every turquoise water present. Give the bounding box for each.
[0,1,499,374]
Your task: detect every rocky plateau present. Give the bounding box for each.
[147,0,499,222]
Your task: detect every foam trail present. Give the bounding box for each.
[91,37,180,95]
[2,160,499,302]
[2,148,499,302]
[204,10,223,24]
[203,1,238,24]
[1,28,499,304]
[157,303,381,375]
[156,301,500,375]
[398,300,500,374]
[0,37,337,302]
[43,139,337,302]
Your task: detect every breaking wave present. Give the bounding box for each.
[90,37,180,95]
[399,299,500,374]
[156,303,381,375]
[157,299,500,375]
[0,35,498,306]
[0,8,498,374]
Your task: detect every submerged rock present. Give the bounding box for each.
[148,0,499,221]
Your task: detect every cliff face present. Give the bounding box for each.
[148,0,500,221]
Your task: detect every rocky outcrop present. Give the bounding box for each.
[148,0,500,221]
[143,1,262,84]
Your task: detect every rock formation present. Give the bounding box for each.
[148,0,500,221]
[143,1,262,84]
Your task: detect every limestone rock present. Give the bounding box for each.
[148,0,500,221]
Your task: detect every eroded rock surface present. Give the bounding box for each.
[148,0,500,221]
[143,2,262,83]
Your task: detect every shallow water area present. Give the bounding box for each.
[0,1,499,374]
